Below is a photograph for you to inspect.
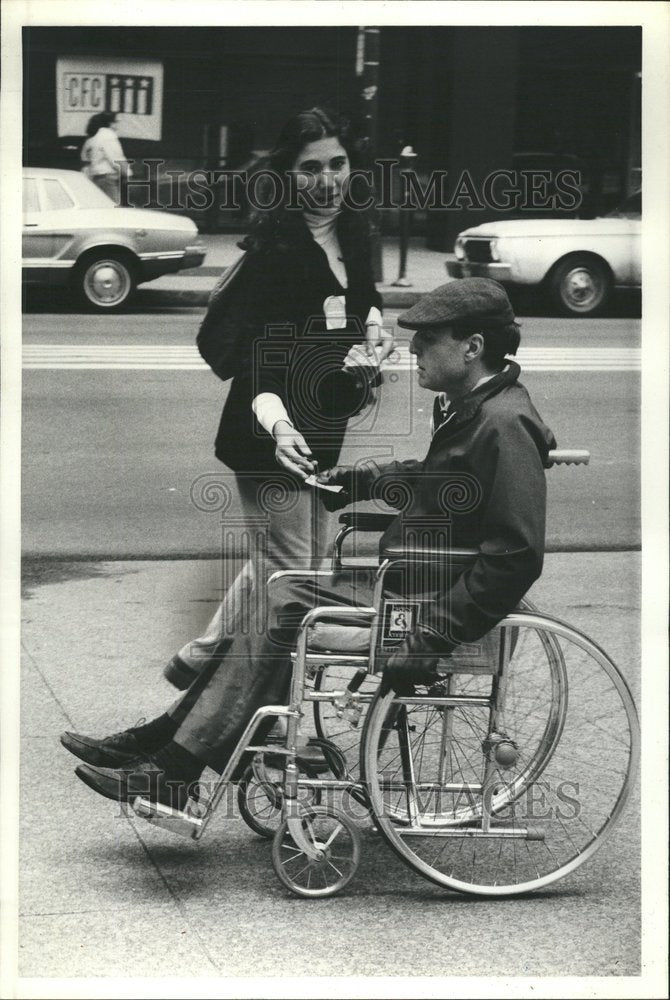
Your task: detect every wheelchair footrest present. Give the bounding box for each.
[131,796,204,839]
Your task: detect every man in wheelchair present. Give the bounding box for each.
[62,277,556,812]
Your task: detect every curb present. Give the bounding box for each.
[21,543,642,560]
[136,287,424,310]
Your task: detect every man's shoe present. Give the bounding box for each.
[60,728,150,768]
[75,757,197,812]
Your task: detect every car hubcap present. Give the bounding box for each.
[84,260,130,306]
[563,267,602,310]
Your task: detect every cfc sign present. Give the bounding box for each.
[57,57,163,140]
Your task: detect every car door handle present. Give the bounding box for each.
[24,223,39,227]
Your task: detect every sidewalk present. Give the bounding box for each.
[138,234,452,309]
[16,551,641,981]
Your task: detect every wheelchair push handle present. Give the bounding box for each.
[547,449,590,466]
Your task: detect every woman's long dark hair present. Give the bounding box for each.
[240,107,364,254]
[85,112,118,137]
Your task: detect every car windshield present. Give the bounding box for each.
[605,191,641,219]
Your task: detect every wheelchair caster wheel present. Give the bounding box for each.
[238,762,320,839]
[272,805,360,898]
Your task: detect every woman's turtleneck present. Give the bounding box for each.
[303,209,347,289]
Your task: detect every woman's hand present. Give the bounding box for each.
[364,323,395,363]
[341,343,382,409]
[273,420,316,479]
[343,343,370,368]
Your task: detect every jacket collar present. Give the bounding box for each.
[432,361,521,438]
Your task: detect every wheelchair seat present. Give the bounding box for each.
[307,622,371,654]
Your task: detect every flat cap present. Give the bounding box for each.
[397,277,515,330]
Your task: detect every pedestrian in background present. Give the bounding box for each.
[80,112,131,203]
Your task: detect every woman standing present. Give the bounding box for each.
[81,112,131,203]
[60,106,394,770]
[163,106,394,690]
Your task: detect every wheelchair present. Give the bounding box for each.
[132,450,639,898]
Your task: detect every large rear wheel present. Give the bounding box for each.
[311,599,543,821]
[313,664,378,811]
[360,613,638,896]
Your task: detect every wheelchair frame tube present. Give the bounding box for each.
[191,703,298,839]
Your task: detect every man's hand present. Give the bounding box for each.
[316,466,358,491]
[317,461,382,510]
[379,630,453,696]
[273,421,316,479]
[315,466,357,511]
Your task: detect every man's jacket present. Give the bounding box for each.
[358,362,556,650]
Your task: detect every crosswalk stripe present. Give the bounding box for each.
[22,344,641,372]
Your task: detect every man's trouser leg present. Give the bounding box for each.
[170,568,376,772]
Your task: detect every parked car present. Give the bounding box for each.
[446,191,641,317]
[22,167,206,310]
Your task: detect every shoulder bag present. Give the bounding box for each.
[196,253,248,382]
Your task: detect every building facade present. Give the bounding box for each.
[23,25,641,247]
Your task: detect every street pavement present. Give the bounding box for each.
[19,551,640,981]
[12,254,647,989]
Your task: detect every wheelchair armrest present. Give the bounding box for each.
[332,512,396,571]
[338,512,396,532]
[298,605,376,630]
[381,545,479,563]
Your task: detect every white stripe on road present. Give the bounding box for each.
[22,345,641,372]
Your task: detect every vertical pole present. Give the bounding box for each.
[356,26,383,283]
[202,122,214,233]
[625,71,641,197]
[392,146,417,286]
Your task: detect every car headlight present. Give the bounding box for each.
[489,239,501,262]
[454,237,465,260]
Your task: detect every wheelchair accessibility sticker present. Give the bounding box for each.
[382,601,421,645]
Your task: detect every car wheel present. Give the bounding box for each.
[73,252,136,311]
[548,254,612,317]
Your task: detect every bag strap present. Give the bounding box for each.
[207,252,247,309]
